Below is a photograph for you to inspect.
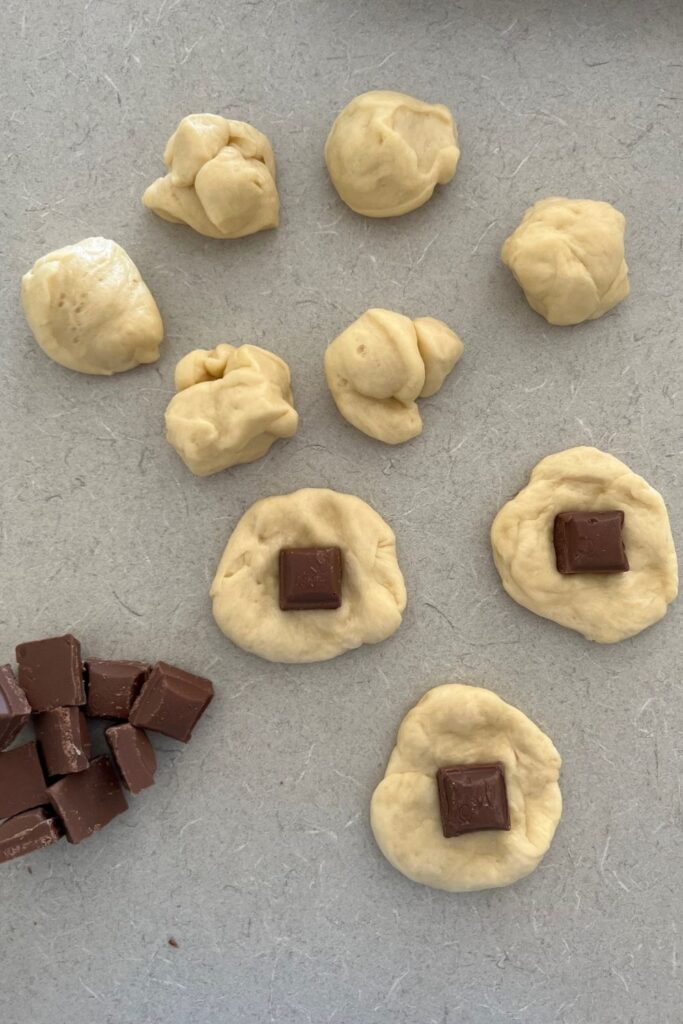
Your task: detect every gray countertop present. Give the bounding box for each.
[1,1,682,1022]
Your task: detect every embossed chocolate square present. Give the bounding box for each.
[436,763,511,838]
[553,510,629,574]
[279,547,343,611]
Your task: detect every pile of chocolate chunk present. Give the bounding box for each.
[0,634,213,864]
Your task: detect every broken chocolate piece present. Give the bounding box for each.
[85,659,151,719]
[47,756,128,844]
[436,763,511,838]
[105,723,156,794]
[34,707,91,776]
[15,634,85,712]
[129,662,213,742]
[553,510,629,574]
[279,547,343,611]
[0,807,63,864]
[0,742,49,820]
[0,664,31,752]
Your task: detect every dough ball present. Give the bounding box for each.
[210,488,407,662]
[324,91,459,218]
[324,308,463,444]
[501,197,629,325]
[371,683,562,892]
[491,447,678,643]
[21,237,163,376]
[165,343,298,476]
[143,114,279,239]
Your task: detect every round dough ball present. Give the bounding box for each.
[210,488,407,662]
[143,114,279,239]
[165,343,298,476]
[491,447,678,643]
[501,197,629,325]
[324,91,459,218]
[21,237,163,375]
[324,309,464,444]
[371,683,562,892]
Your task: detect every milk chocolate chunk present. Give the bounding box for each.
[15,634,85,712]
[0,807,63,864]
[279,547,343,610]
[436,763,511,839]
[34,707,91,776]
[0,665,31,752]
[47,756,127,844]
[106,724,156,794]
[85,659,151,720]
[129,662,213,742]
[0,742,49,820]
[553,510,629,574]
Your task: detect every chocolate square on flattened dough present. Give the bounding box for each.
[279,547,343,610]
[85,659,151,720]
[0,664,31,752]
[436,763,511,838]
[15,634,85,712]
[554,510,629,574]
[129,662,213,742]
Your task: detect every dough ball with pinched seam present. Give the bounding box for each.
[210,488,407,663]
[143,113,279,239]
[165,343,298,476]
[325,91,459,217]
[370,683,562,892]
[501,197,629,325]
[324,308,464,444]
[491,447,678,643]
[21,237,164,375]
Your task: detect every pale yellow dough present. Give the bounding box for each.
[21,237,163,375]
[324,309,464,444]
[143,114,279,239]
[371,684,562,892]
[491,447,678,643]
[165,344,298,476]
[324,91,459,217]
[210,488,407,663]
[501,197,629,325]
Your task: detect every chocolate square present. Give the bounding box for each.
[553,510,629,574]
[129,662,213,742]
[85,659,151,720]
[436,763,511,838]
[106,723,156,795]
[0,807,63,864]
[15,634,85,712]
[34,707,91,776]
[0,742,49,820]
[0,664,31,752]
[279,547,343,610]
[47,756,128,844]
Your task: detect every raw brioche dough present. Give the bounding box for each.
[501,197,629,325]
[165,344,298,476]
[21,237,163,375]
[371,684,562,892]
[210,488,407,662]
[324,91,459,217]
[324,309,464,444]
[491,447,678,643]
[143,113,279,239]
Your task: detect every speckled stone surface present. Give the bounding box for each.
[1,2,682,1022]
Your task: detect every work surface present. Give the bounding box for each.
[1,1,682,1022]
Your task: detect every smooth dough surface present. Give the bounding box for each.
[491,447,678,643]
[210,488,407,663]
[21,237,163,375]
[324,91,459,217]
[165,343,298,476]
[501,197,629,325]
[324,309,464,444]
[143,113,279,239]
[371,683,562,892]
